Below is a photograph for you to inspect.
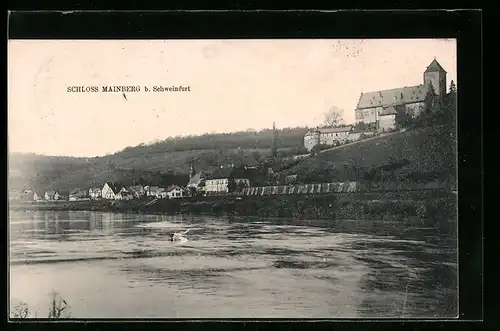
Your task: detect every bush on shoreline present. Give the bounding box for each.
[11,291,70,319]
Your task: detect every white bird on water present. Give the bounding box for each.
[169,229,190,242]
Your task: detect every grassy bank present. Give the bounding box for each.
[10,189,456,224]
[287,125,457,184]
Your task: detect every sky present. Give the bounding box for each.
[8,39,456,157]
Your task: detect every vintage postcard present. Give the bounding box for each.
[8,39,458,319]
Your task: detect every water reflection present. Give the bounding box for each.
[9,210,457,318]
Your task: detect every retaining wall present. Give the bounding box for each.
[241,181,447,196]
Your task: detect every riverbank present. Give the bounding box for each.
[9,189,456,224]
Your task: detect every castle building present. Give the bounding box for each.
[303,126,353,152]
[354,59,447,125]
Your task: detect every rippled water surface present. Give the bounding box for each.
[9,210,457,318]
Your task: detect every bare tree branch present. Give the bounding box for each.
[323,106,345,127]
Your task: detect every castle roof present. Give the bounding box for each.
[318,126,353,133]
[356,84,429,110]
[379,106,398,116]
[425,59,447,73]
[305,130,319,136]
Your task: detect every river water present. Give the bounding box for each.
[8,210,457,319]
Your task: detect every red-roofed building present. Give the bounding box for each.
[355,59,447,125]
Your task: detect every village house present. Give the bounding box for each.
[154,188,168,199]
[128,185,145,198]
[187,172,205,193]
[186,164,205,192]
[33,191,44,202]
[44,191,60,201]
[69,189,90,201]
[115,187,134,200]
[19,190,43,202]
[354,59,447,126]
[204,166,251,193]
[89,187,102,199]
[57,192,69,201]
[167,185,184,199]
[303,126,353,151]
[144,186,161,197]
[101,182,123,200]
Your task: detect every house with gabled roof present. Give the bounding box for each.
[144,186,161,197]
[187,172,205,187]
[89,187,102,199]
[204,166,251,193]
[33,191,44,202]
[167,185,184,199]
[115,187,134,200]
[354,58,447,125]
[186,164,206,195]
[128,185,145,198]
[101,182,123,200]
[44,191,61,201]
[152,187,168,198]
[69,189,90,201]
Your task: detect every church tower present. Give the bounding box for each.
[423,58,447,100]
[189,163,196,180]
[271,121,278,158]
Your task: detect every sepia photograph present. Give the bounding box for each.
[8,39,458,319]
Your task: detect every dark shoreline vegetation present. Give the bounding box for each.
[11,291,71,319]
[10,190,456,225]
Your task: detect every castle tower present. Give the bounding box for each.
[304,129,321,152]
[423,58,447,100]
